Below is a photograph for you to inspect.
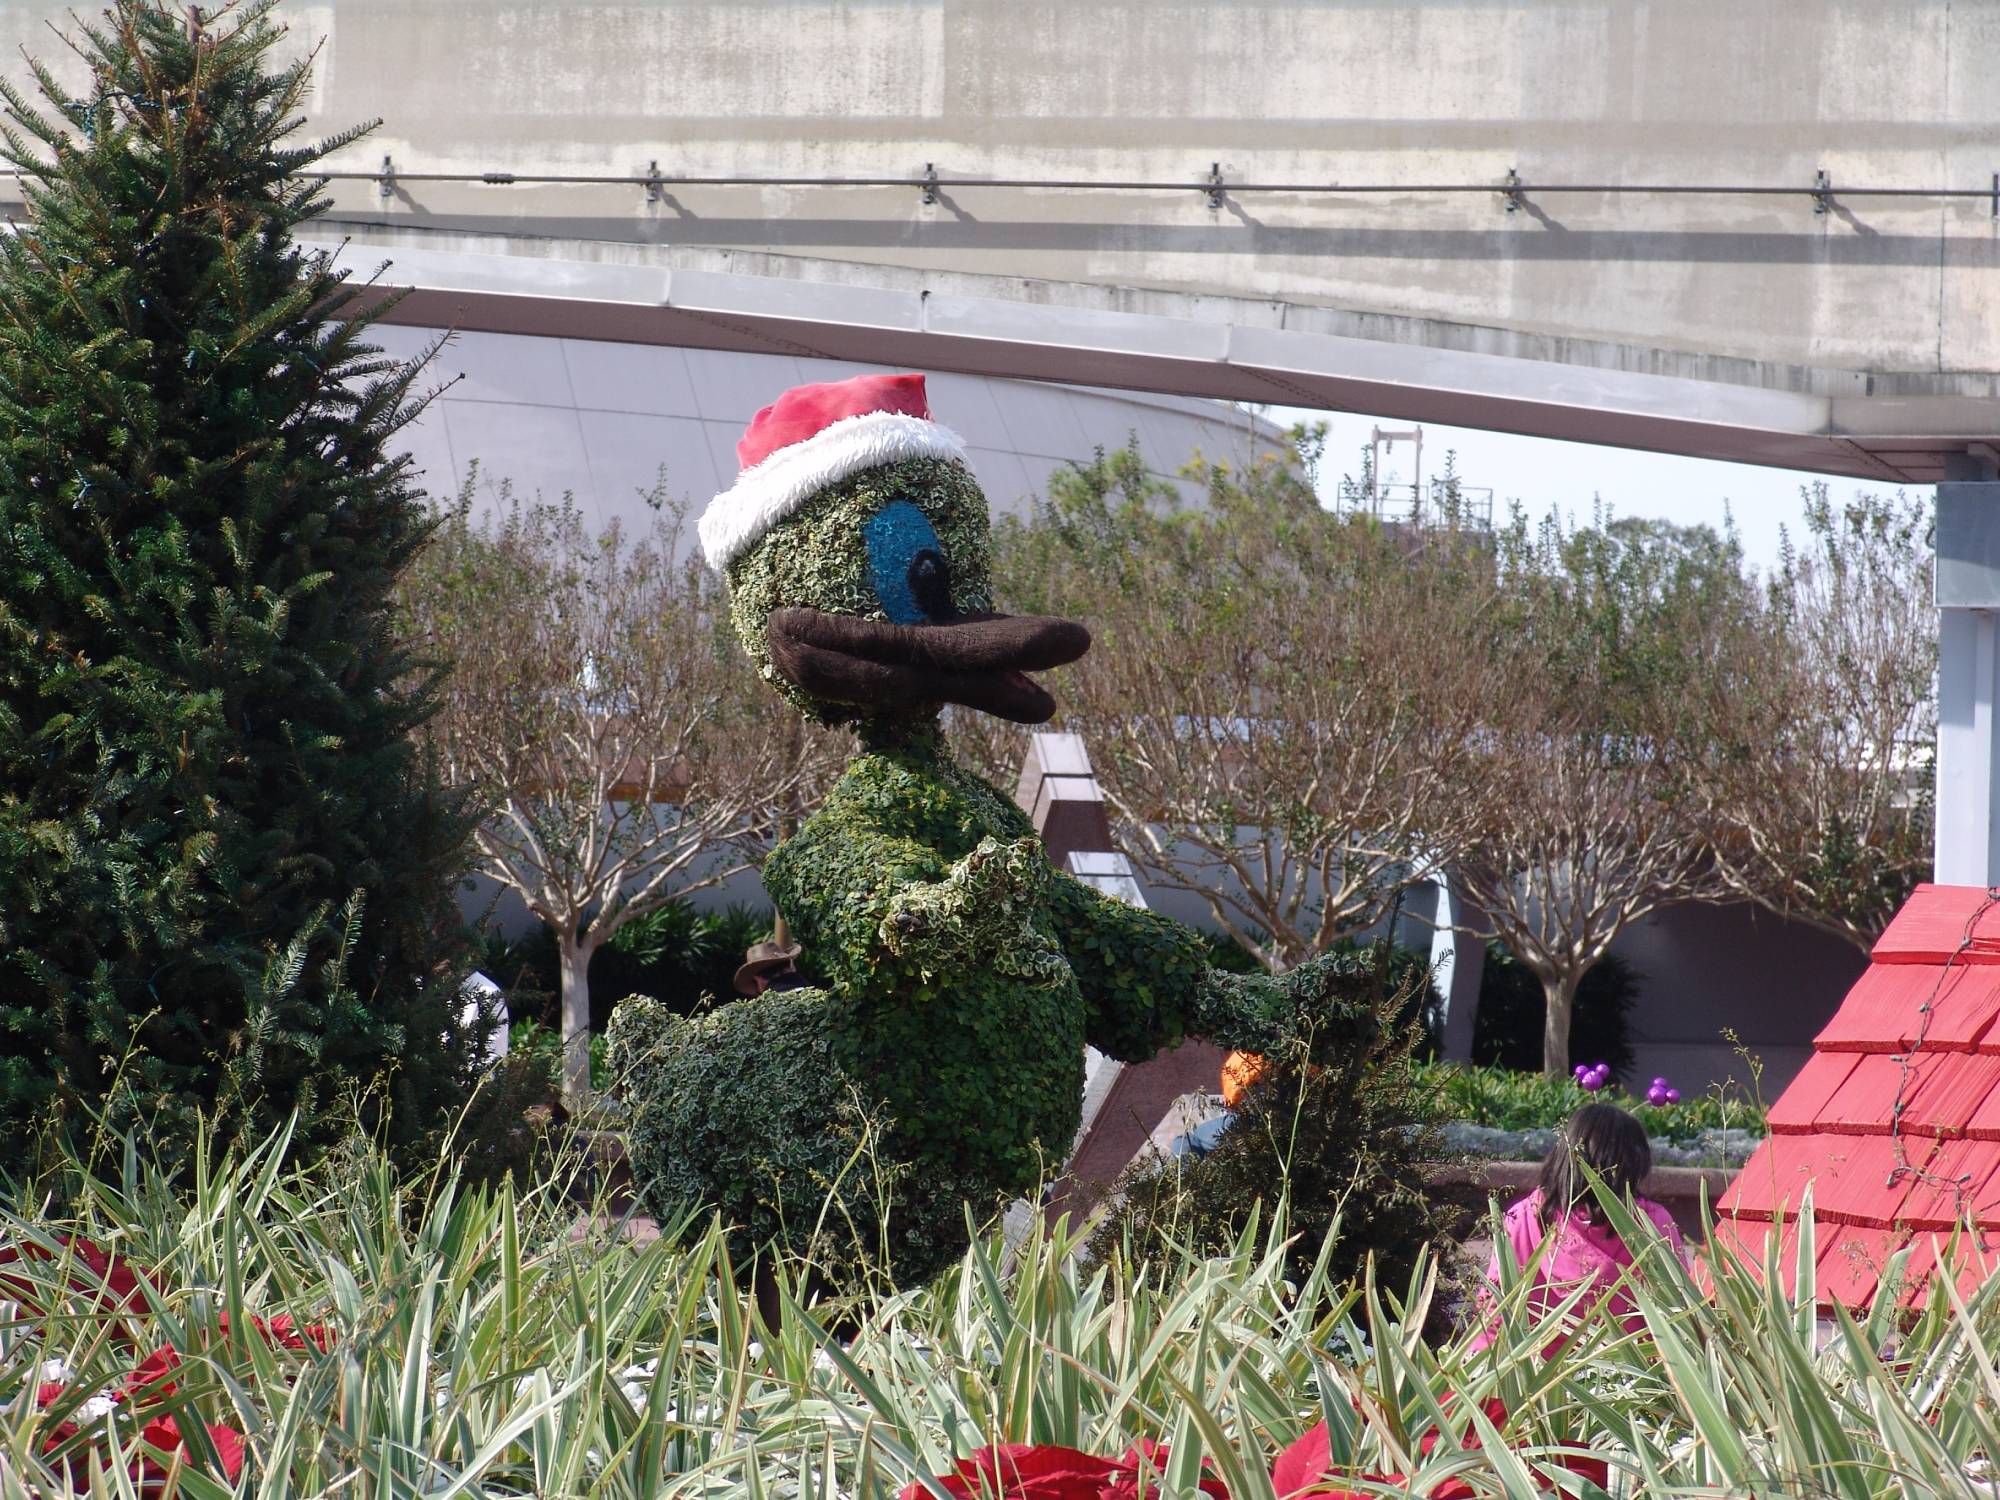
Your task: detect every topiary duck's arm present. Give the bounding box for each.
[1045,872,1376,1061]
[765,818,1065,993]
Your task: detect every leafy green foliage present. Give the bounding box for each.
[451,1046,566,1186]
[1089,952,1451,1320]
[605,902,810,1019]
[1413,1060,1766,1145]
[1203,926,1445,1056]
[8,1120,2000,1498]
[614,456,1374,1287]
[0,1,480,1163]
[1471,945,1638,1081]
[502,902,798,1031]
[508,1021,608,1094]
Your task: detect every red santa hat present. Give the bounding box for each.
[697,372,967,570]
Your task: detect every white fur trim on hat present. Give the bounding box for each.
[697,411,968,571]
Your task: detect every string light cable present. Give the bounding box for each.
[1884,887,2000,1255]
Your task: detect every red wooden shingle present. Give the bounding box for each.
[1812,1055,1910,1134]
[1715,887,2000,1309]
[1872,884,2000,966]
[1721,1135,1838,1221]
[1932,1234,2000,1303]
[1903,1052,2000,1138]
[1892,1232,1946,1307]
[1816,965,1941,1051]
[1710,1216,1801,1284]
[1801,1135,1925,1228]
[1765,1052,1859,1135]
[1963,1082,2000,1141]
[1926,966,2000,1051]
[1817,1223,1894,1306]
[1889,1231,2000,1306]
[1895,1140,2000,1230]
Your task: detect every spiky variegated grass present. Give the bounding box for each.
[2,1124,1997,1499]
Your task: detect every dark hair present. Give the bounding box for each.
[1538,1102,1651,1228]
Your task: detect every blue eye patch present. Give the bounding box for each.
[865,501,948,624]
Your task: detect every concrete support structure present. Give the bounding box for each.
[4,1,1995,482]
[1937,473,2000,886]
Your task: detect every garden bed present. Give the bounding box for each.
[1437,1120,1762,1169]
[1412,1061,1764,1239]
[1413,1061,1766,1159]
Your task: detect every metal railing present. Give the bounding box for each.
[0,159,1994,216]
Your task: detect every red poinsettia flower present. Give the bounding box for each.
[1271,1397,1608,1499]
[900,1444,1122,1500]
[1101,1441,1229,1500]
[899,1442,1229,1500]
[140,1424,247,1496]
[139,1414,247,1489]
[260,1312,335,1352]
[0,1236,154,1316]
[125,1343,182,1400]
[36,1400,244,1496]
[218,1310,336,1353]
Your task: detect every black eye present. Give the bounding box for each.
[908,548,956,621]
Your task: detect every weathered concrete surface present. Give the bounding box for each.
[311,228,1982,481]
[2,2,1995,473]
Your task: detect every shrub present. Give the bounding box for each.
[509,1021,609,1095]
[453,1048,565,1187]
[1200,928,1444,1057]
[1089,951,1453,1315]
[0,1,481,1164]
[1472,944,1638,1082]
[504,902,803,1033]
[1413,1060,1766,1145]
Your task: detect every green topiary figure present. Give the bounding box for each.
[610,375,1374,1285]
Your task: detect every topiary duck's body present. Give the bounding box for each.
[611,377,1366,1286]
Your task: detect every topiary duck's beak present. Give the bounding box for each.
[766,607,1090,723]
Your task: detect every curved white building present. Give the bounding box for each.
[364,326,1287,530]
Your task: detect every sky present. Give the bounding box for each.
[1263,404,1904,580]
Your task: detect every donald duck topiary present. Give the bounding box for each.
[610,373,1375,1286]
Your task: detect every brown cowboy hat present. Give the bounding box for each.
[733,939,803,996]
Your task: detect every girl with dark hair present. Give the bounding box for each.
[1468,1102,1689,1353]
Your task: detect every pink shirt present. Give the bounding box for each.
[1469,1188,1687,1353]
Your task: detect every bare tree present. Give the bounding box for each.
[997,440,1507,971]
[403,482,830,1105]
[1691,486,1934,950]
[1446,512,1738,1077]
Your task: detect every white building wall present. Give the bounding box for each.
[369,327,1287,533]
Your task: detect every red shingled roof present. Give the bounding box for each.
[1716,883,2000,1308]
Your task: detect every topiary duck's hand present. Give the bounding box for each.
[1191,947,1380,1058]
[878,836,1064,984]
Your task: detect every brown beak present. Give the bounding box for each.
[767,607,1090,723]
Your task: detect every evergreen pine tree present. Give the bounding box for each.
[0,0,481,1162]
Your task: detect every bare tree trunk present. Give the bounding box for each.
[1541,969,1580,1081]
[558,933,596,1109]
